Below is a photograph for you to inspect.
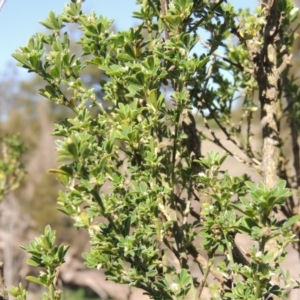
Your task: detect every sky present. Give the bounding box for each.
[0,0,256,76]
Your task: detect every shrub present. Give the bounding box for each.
[9,0,300,299]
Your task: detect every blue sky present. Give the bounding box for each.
[0,0,256,74]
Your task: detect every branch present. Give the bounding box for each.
[159,0,170,40]
[246,1,282,297]
[197,258,212,298]
[252,0,280,188]
[173,194,201,220]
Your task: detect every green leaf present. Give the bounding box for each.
[281,215,300,230]
[178,268,191,286]
[126,84,143,97]
[25,276,44,286]
[237,217,258,235]
[116,52,135,61]
[245,181,256,191]
[197,56,210,68]
[11,52,31,68]
[40,19,56,30]
[26,258,41,267]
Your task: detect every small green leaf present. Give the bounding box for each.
[178,268,191,286]
[281,215,300,230]
[116,52,135,61]
[26,258,41,267]
[12,52,31,68]
[26,276,44,286]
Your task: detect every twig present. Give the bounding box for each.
[232,243,250,267]
[175,192,251,271]
[197,258,212,299]
[198,35,250,72]
[199,110,260,171]
[174,194,201,221]
[187,245,229,286]
[211,101,259,162]
[0,0,6,12]
[195,57,260,169]
[244,103,257,160]
[197,34,261,171]
[196,55,215,112]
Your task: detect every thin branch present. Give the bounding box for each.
[210,101,259,163]
[198,108,261,171]
[196,55,215,112]
[174,194,201,221]
[187,245,229,286]
[0,0,6,12]
[198,36,251,72]
[197,258,212,299]
[245,108,256,160]
[196,62,260,169]
[232,243,250,267]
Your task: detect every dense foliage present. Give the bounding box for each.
[5,0,300,299]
